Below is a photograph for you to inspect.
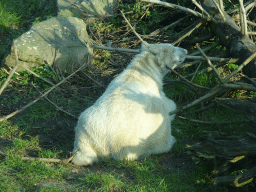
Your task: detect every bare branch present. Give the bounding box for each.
[178,115,250,124]
[189,42,219,56]
[244,1,256,13]
[212,0,226,22]
[172,21,203,46]
[247,21,256,27]
[166,66,210,90]
[186,55,239,63]
[120,10,155,55]
[169,85,222,116]
[219,0,224,11]
[0,58,89,122]
[21,66,55,86]
[222,83,256,91]
[149,15,189,36]
[192,0,217,23]
[32,83,78,119]
[0,42,21,95]
[141,0,205,19]
[223,52,256,83]
[196,43,224,83]
[239,0,248,37]
[92,45,140,54]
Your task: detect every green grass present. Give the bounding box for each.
[0,0,56,61]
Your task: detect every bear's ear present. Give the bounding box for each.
[141,41,149,52]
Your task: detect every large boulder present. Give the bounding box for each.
[57,0,118,18]
[2,17,92,73]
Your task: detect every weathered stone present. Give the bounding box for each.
[2,17,92,73]
[57,0,118,18]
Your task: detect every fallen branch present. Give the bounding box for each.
[247,21,256,27]
[142,0,205,19]
[223,51,256,82]
[239,0,248,37]
[212,0,225,22]
[172,21,204,45]
[0,150,76,164]
[196,43,224,83]
[222,83,256,91]
[0,59,89,122]
[32,83,78,119]
[189,42,219,56]
[192,0,217,23]
[21,65,55,86]
[169,85,222,116]
[166,66,210,90]
[0,42,21,95]
[92,45,238,63]
[178,115,250,124]
[120,10,155,55]
[149,16,189,36]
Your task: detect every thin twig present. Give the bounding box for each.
[192,0,217,23]
[172,21,203,46]
[21,66,55,86]
[247,21,256,27]
[248,31,256,35]
[212,0,226,22]
[222,83,256,91]
[32,83,78,119]
[178,116,250,124]
[142,0,205,19]
[92,44,238,63]
[226,0,253,14]
[166,66,210,90]
[169,85,222,116]
[196,43,224,83]
[191,62,202,82]
[0,42,21,95]
[0,59,89,122]
[120,10,155,55]
[189,42,219,56]
[239,0,248,37]
[81,71,104,87]
[164,80,197,92]
[244,1,256,13]
[241,74,256,87]
[219,0,224,11]
[223,52,256,83]
[186,55,238,63]
[149,15,189,36]
[92,45,140,53]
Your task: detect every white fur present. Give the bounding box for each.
[72,42,187,166]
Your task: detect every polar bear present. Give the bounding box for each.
[72,42,187,166]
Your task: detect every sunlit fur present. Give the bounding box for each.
[72,42,187,166]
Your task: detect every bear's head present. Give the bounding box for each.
[141,42,187,73]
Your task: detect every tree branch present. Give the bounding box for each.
[0,58,89,122]
[196,43,224,83]
[0,42,21,95]
[141,0,205,19]
[172,21,203,45]
[239,0,248,37]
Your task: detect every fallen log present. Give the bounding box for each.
[198,0,256,78]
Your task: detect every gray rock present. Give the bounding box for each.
[57,0,118,18]
[2,17,92,73]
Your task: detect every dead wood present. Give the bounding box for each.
[198,0,256,78]
[187,132,256,187]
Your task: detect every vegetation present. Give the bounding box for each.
[0,0,256,191]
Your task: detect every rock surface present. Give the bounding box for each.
[2,17,92,73]
[57,0,118,18]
